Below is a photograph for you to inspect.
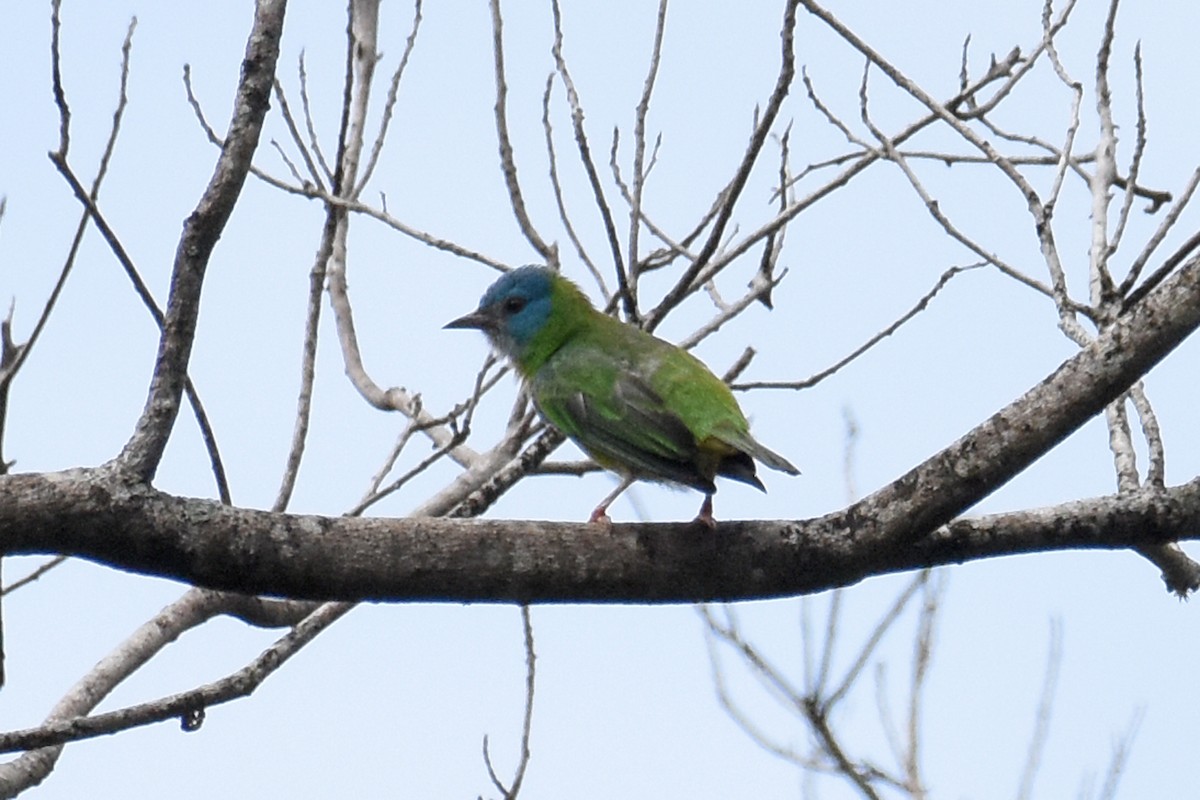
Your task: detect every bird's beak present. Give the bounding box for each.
[444,309,493,331]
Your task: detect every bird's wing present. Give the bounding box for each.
[535,365,715,493]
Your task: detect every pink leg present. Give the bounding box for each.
[694,494,716,528]
[590,476,634,524]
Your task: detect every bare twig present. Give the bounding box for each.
[1119,168,1200,301]
[611,128,711,271]
[814,591,842,695]
[40,15,233,502]
[2,13,134,392]
[1088,0,1122,306]
[710,47,1025,291]
[801,0,1087,344]
[1127,382,1164,487]
[318,2,486,470]
[624,0,670,313]
[860,77,1061,306]
[1015,620,1063,800]
[188,65,511,276]
[49,0,70,157]
[50,148,232,505]
[297,52,334,183]
[1105,396,1140,493]
[0,557,68,596]
[482,606,536,799]
[541,76,607,299]
[1109,44,1147,258]
[272,247,326,512]
[1036,0,1086,232]
[0,598,350,758]
[735,263,982,391]
[348,408,474,516]
[117,0,286,483]
[356,0,424,194]
[1095,708,1144,800]
[548,0,625,310]
[489,0,556,265]
[826,573,929,709]
[273,73,326,189]
[645,0,800,331]
[903,574,941,799]
[0,305,24,475]
[677,269,786,350]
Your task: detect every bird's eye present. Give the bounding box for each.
[502,296,527,315]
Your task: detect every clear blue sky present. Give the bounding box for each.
[2,1,1198,797]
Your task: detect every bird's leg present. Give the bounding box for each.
[694,494,716,528]
[590,476,635,524]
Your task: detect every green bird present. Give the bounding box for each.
[446,266,799,524]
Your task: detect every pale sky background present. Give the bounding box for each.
[2,1,1199,798]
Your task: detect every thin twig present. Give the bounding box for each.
[625,0,670,311]
[735,263,982,391]
[548,0,625,310]
[706,46,1026,292]
[483,606,536,799]
[860,79,1061,307]
[116,0,285,484]
[1121,226,1200,310]
[1088,0,1122,306]
[3,14,136,391]
[1109,44,1147,258]
[272,247,326,512]
[1119,166,1200,299]
[903,574,941,800]
[1095,708,1144,800]
[677,269,786,350]
[489,0,556,264]
[0,599,351,756]
[801,0,1083,342]
[1127,382,1164,487]
[826,573,928,708]
[48,156,232,504]
[298,51,334,183]
[0,557,68,596]
[645,0,800,331]
[356,0,424,194]
[1015,620,1063,800]
[273,74,326,189]
[541,74,606,298]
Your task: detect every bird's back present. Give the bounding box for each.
[530,311,772,490]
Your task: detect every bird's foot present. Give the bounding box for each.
[589,478,633,528]
[692,495,716,529]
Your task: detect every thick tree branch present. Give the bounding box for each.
[0,228,1196,607]
[1,470,1196,604]
[4,248,1200,601]
[843,250,1200,552]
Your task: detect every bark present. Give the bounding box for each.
[0,470,1195,604]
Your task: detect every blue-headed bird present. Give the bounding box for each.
[446,266,799,524]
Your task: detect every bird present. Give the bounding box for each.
[445,266,799,525]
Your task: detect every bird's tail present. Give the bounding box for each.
[741,434,800,476]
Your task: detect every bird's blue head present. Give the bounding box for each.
[444,266,558,363]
